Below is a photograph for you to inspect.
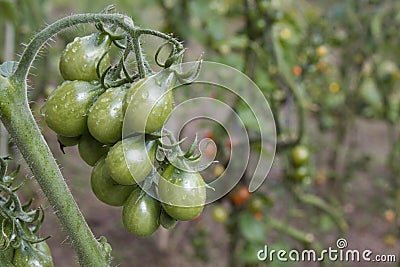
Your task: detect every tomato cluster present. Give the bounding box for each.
[41,32,206,237]
[289,145,311,182]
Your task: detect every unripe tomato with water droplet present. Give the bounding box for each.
[59,33,111,81]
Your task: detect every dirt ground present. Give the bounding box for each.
[10,115,400,267]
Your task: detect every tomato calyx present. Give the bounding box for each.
[97,236,112,263]
[0,157,50,254]
[156,130,216,175]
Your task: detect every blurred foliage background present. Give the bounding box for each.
[1,0,400,266]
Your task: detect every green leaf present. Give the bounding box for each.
[238,212,267,243]
[0,61,18,78]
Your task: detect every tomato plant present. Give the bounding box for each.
[0,7,204,266]
[2,1,399,266]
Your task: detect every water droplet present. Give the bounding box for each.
[141,91,149,99]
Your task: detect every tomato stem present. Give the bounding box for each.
[132,33,147,79]
[136,28,184,50]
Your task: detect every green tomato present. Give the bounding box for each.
[42,80,104,137]
[59,33,111,81]
[57,135,80,147]
[105,138,156,185]
[291,145,310,167]
[211,205,228,223]
[159,209,178,230]
[248,197,264,213]
[122,189,161,237]
[292,166,309,182]
[78,134,109,166]
[158,164,206,221]
[13,241,54,267]
[91,157,136,206]
[88,86,126,144]
[124,71,175,133]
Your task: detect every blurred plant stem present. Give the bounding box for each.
[158,0,190,41]
[0,22,15,157]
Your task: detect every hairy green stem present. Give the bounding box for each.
[0,22,15,157]
[0,77,108,266]
[132,34,146,79]
[137,29,183,50]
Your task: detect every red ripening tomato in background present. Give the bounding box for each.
[231,185,250,206]
[204,131,216,141]
[292,65,302,76]
[254,212,263,221]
